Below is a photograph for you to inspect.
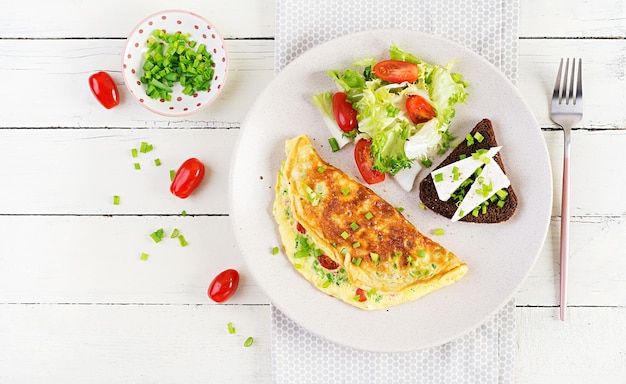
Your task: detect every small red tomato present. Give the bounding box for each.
[355,288,367,302]
[372,60,420,83]
[296,222,306,234]
[88,71,120,109]
[406,95,436,124]
[354,139,385,185]
[318,255,339,270]
[332,92,358,132]
[170,158,206,198]
[208,269,240,303]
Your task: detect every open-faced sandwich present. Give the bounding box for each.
[418,119,518,223]
[273,135,467,310]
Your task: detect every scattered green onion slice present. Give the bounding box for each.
[178,235,189,247]
[181,210,187,216]
[328,137,340,152]
[340,231,349,240]
[113,195,120,205]
[271,246,279,255]
[370,252,380,263]
[421,158,432,167]
[170,228,180,238]
[140,252,149,261]
[134,163,141,170]
[341,187,350,195]
[417,249,426,258]
[365,211,374,220]
[150,228,165,243]
[352,242,361,249]
[154,158,162,166]
[351,257,362,266]
[243,336,254,347]
[474,132,485,142]
[434,228,445,236]
[350,222,359,230]
[169,170,176,181]
[434,173,444,182]
[131,148,138,158]
[317,166,326,173]
[227,322,236,334]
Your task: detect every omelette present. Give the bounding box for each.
[273,135,468,310]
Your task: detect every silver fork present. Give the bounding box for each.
[550,58,583,321]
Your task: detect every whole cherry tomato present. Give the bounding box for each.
[170,158,206,198]
[355,288,367,302]
[372,60,419,83]
[88,71,120,109]
[208,269,240,303]
[406,95,436,124]
[332,92,358,132]
[354,139,385,184]
[318,255,339,270]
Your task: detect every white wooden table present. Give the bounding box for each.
[0,1,624,382]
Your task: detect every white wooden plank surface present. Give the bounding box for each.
[2,0,625,38]
[0,304,272,383]
[0,38,624,129]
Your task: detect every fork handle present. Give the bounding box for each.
[560,142,571,321]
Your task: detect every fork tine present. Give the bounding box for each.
[563,58,570,104]
[575,58,583,104]
[552,58,563,102]
[568,58,576,104]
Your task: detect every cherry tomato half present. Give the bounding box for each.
[170,158,206,199]
[208,269,240,303]
[372,60,420,83]
[318,255,339,270]
[354,139,385,185]
[88,71,120,109]
[355,288,367,302]
[406,95,436,124]
[332,92,358,132]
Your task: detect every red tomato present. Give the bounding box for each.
[318,255,339,270]
[372,60,419,83]
[88,71,120,109]
[354,139,385,184]
[208,269,240,303]
[406,95,436,124]
[332,92,358,132]
[170,158,206,198]
[355,288,367,302]
[296,222,306,234]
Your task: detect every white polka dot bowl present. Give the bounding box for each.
[122,10,228,117]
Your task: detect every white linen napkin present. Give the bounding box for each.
[272,1,519,382]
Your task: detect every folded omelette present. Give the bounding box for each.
[273,135,468,310]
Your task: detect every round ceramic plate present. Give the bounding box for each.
[122,10,228,117]
[230,30,552,352]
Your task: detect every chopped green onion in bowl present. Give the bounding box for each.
[121,10,229,117]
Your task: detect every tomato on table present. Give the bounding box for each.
[406,95,436,124]
[372,60,419,83]
[208,269,240,303]
[88,71,120,109]
[170,158,206,198]
[354,139,385,184]
[332,92,358,132]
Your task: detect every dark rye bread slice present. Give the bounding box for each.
[418,119,518,223]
